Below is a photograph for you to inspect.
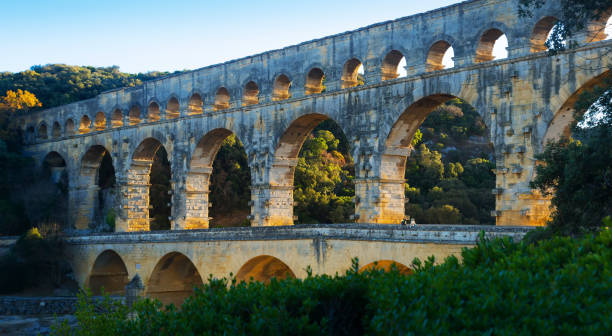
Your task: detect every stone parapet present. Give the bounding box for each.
[64,224,534,246]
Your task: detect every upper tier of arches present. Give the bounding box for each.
[23,3,612,141]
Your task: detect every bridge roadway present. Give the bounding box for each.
[68,224,531,305]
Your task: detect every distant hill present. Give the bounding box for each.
[0,64,172,110]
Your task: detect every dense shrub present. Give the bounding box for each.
[53,229,612,335]
[0,228,74,294]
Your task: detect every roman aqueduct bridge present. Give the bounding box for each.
[13,0,612,299]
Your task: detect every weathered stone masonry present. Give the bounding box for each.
[19,0,612,231]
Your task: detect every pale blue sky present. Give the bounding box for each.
[1,0,462,73]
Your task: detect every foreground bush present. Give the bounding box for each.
[53,230,612,335]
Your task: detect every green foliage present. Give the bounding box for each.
[54,229,612,335]
[0,228,72,294]
[531,70,611,235]
[209,134,251,225]
[531,130,612,234]
[518,0,612,50]
[404,100,495,224]
[52,290,129,336]
[105,209,116,231]
[0,65,169,110]
[149,147,171,231]
[294,125,354,223]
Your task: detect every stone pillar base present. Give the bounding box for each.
[495,191,551,226]
[250,184,294,226]
[355,178,405,224]
[184,218,209,230]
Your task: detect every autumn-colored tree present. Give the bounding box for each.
[0,89,42,112]
[0,89,42,150]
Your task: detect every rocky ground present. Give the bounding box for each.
[0,314,77,335]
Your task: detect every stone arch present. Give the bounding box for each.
[75,145,116,230]
[543,70,611,146]
[37,122,48,140]
[475,28,507,63]
[426,40,454,71]
[530,16,559,53]
[166,97,180,119]
[341,58,363,89]
[88,250,128,295]
[147,252,203,307]
[25,125,35,143]
[378,93,493,224]
[305,67,325,95]
[188,93,203,115]
[111,109,123,127]
[358,260,412,275]
[214,87,230,110]
[243,81,259,106]
[381,49,405,81]
[272,74,291,101]
[79,115,91,134]
[128,105,141,125]
[94,112,106,131]
[65,119,75,136]
[265,113,352,225]
[185,128,234,229]
[148,101,161,122]
[126,137,170,231]
[235,255,295,283]
[52,121,61,139]
[42,151,67,184]
[584,8,612,43]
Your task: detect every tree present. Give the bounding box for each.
[523,0,612,234]
[0,89,41,149]
[518,0,612,50]
[531,75,612,234]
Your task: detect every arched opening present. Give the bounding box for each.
[341,58,364,89]
[94,112,106,131]
[65,119,75,136]
[37,123,48,140]
[585,11,612,42]
[128,138,171,231]
[272,74,291,101]
[236,255,295,283]
[77,145,116,230]
[243,81,259,106]
[214,87,230,110]
[530,16,559,52]
[187,129,251,228]
[273,114,354,225]
[305,68,325,95]
[543,70,611,145]
[166,97,180,119]
[79,115,91,134]
[25,126,35,143]
[88,250,128,296]
[188,94,203,115]
[381,50,407,81]
[358,260,412,275]
[129,105,141,125]
[148,102,161,122]
[42,151,67,185]
[147,252,203,307]
[476,28,508,62]
[427,41,455,71]
[383,96,495,225]
[41,151,69,227]
[52,122,61,139]
[111,109,123,127]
